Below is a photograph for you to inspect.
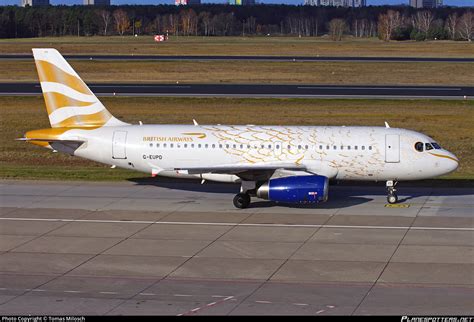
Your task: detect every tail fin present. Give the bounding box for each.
[32,48,127,128]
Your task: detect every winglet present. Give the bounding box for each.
[193,119,199,126]
[385,121,390,128]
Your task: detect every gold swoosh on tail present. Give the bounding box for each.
[429,152,458,162]
[36,60,91,95]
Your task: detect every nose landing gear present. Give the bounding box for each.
[386,180,398,204]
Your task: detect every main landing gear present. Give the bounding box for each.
[233,193,251,209]
[386,180,398,204]
[233,181,255,209]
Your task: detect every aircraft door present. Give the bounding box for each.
[385,134,400,163]
[112,131,127,159]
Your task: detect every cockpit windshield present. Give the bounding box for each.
[425,143,434,151]
[432,142,441,149]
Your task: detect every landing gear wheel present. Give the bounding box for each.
[387,193,398,204]
[386,180,398,204]
[233,193,251,209]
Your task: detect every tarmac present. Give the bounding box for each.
[0,179,473,315]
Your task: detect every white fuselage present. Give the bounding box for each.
[60,124,458,183]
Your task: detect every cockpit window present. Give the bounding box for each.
[425,143,434,151]
[432,142,441,149]
[414,142,424,152]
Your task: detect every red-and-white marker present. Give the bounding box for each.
[154,35,166,42]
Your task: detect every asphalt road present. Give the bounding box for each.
[1,54,473,63]
[0,180,473,315]
[1,82,472,99]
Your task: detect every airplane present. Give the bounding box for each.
[19,48,459,209]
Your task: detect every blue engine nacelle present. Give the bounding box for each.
[256,175,329,204]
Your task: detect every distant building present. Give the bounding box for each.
[21,0,49,6]
[304,0,366,7]
[187,0,201,4]
[83,0,111,5]
[409,0,442,8]
[228,0,256,5]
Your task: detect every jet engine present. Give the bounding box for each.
[256,175,329,204]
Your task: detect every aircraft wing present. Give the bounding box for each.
[175,160,338,181]
[174,163,306,181]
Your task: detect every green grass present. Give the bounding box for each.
[1,96,473,181]
[1,36,473,58]
[2,60,473,86]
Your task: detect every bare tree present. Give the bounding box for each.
[97,9,111,36]
[445,13,458,40]
[378,10,402,41]
[329,18,346,41]
[180,9,197,36]
[458,11,473,41]
[113,9,130,36]
[413,10,434,35]
[353,18,369,38]
[199,11,211,36]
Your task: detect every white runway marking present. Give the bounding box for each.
[0,217,472,231]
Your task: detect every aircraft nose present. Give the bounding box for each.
[444,151,459,173]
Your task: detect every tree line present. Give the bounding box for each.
[0,4,472,41]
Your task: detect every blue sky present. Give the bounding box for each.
[1,0,472,6]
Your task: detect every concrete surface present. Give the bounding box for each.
[0,180,473,315]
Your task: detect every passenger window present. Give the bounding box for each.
[163,143,167,148]
[212,144,215,148]
[326,145,330,150]
[340,146,344,150]
[205,144,208,148]
[191,143,194,148]
[288,145,291,150]
[414,142,423,152]
[247,145,251,149]
[348,146,351,150]
[198,144,201,148]
[354,146,357,150]
[219,144,223,148]
[333,146,337,150]
[149,143,153,147]
[305,145,308,150]
[425,143,434,151]
[268,144,272,149]
[298,145,302,150]
[170,144,174,148]
[276,145,280,149]
[361,146,365,150]
[319,145,323,150]
[184,144,187,148]
[241,144,244,149]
